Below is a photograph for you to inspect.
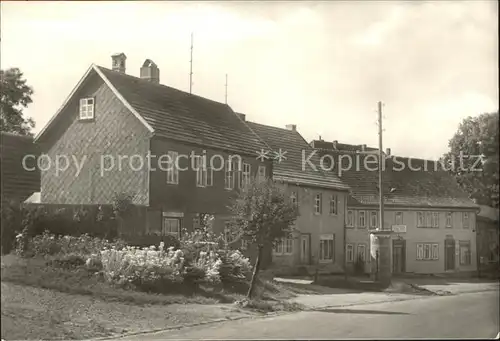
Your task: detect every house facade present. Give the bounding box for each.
[476,205,499,274]
[248,123,350,274]
[311,139,479,275]
[34,53,272,238]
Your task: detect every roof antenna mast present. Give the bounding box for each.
[189,32,194,94]
[225,74,228,104]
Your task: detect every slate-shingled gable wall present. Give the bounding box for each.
[39,72,151,205]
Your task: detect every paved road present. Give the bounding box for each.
[121,291,499,339]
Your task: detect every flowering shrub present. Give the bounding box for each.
[100,243,185,291]
[218,250,252,285]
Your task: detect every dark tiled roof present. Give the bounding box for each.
[310,139,379,153]
[97,66,266,156]
[316,149,477,209]
[246,122,349,191]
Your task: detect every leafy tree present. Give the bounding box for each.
[444,112,499,208]
[1,68,35,135]
[227,178,299,299]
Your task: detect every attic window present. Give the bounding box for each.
[79,98,95,120]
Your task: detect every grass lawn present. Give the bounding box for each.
[1,255,304,340]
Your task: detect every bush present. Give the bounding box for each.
[49,253,86,269]
[11,204,119,241]
[100,244,186,291]
[1,200,28,254]
[218,250,252,286]
[15,230,127,259]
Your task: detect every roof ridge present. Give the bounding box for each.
[96,65,229,108]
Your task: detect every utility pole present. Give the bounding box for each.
[189,32,193,94]
[225,74,228,104]
[378,101,384,231]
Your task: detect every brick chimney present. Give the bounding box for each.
[286,124,297,131]
[361,144,366,152]
[235,112,246,121]
[385,148,391,156]
[332,140,338,150]
[111,53,127,73]
[140,59,160,84]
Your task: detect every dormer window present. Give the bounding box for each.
[79,98,94,120]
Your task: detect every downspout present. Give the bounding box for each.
[344,195,348,280]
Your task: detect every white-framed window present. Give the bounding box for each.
[462,212,470,229]
[194,155,207,187]
[417,212,425,227]
[426,212,432,227]
[239,163,251,189]
[290,191,298,206]
[370,211,378,229]
[432,212,439,228]
[346,210,354,227]
[166,151,179,184]
[206,166,214,187]
[161,217,180,237]
[241,239,249,251]
[446,212,452,228]
[224,161,235,190]
[329,195,338,215]
[314,193,322,214]
[459,240,471,265]
[257,165,266,182]
[79,98,95,120]
[319,234,334,262]
[346,243,354,263]
[273,237,293,255]
[416,242,439,261]
[395,212,403,225]
[358,210,366,228]
[357,244,366,262]
[432,244,439,260]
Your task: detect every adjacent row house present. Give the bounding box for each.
[310,139,479,275]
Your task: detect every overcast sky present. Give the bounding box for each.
[1,1,498,160]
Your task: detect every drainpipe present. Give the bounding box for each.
[344,197,348,280]
[344,216,348,280]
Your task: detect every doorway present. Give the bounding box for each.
[300,234,311,265]
[445,239,455,271]
[392,239,406,274]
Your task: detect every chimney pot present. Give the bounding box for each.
[385,148,391,156]
[332,140,338,150]
[140,59,160,84]
[111,53,127,73]
[236,113,246,121]
[286,124,297,131]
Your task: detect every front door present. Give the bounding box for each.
[392,239,406,274]
[445,239,455,271]
[300,234,310,265]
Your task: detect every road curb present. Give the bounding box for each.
[85,315,254,341]
[88,289,499,340]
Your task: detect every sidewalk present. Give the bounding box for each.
[289,291,425,310]
[401,279,499,295]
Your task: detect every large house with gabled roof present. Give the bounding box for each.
[311,139,479,275]
[35,53,272,237]
[247,123,350,274]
